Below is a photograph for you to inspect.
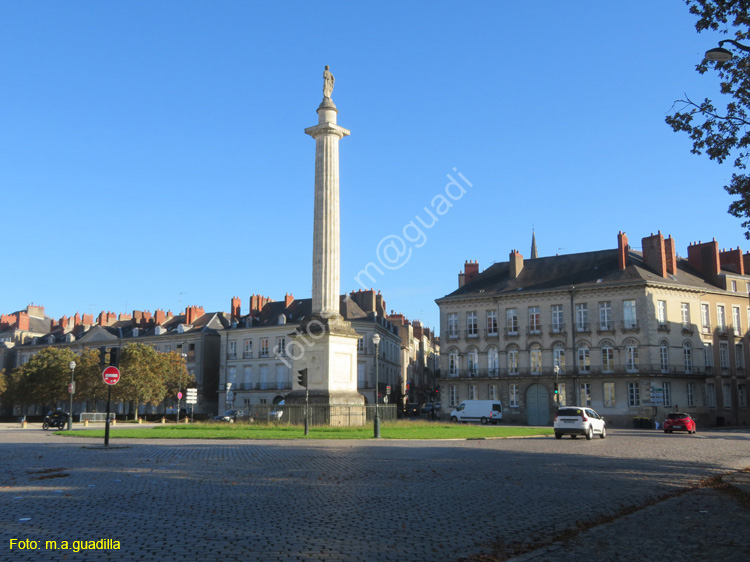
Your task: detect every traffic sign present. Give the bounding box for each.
[68,382,76,394]
[102,366,121,385]
[177,392,183,400]
[186,388,198,405]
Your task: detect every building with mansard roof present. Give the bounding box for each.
[436,230,750,428]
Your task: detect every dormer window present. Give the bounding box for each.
[47,335,55,344]
[178,324,185,334]
[133,328,139,337]
[278,315,286,325]
[155,326,166,336]
[65,333,75,343]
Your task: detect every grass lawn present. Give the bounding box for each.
[59,421,553,440]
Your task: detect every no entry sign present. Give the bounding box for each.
[102,366,121,385]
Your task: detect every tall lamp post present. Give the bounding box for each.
[68,360,76,430]
[553,365,560,409]
[177,351,186,424]
[372,332,381,439]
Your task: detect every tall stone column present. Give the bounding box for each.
[305,97,349,318]
[287,67,365,425]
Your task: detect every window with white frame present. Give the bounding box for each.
[576,303,589,332]
[577,342,590,373]
[509,384,519,407]
[558,383,567,406]
[723,383,732,410]
[625,339,639,373]
[259,365,268,389]
[720,342,729,370]
[704,342,714,368]
[684,342,693,374]
[553,344,566,374]
[357,337,365,352]
[717,305,727,333]
[529,306,541,334]
[732,280,738,292]
[488,383,497,400]
[663,381,672,407]
[357,362,366,387]
[657,300,667,327]
[552,304,564,332]
[530,344,542,374]
[467,311,478,337]
[448,313,458,338]
[579,383,592,406]
[601,343,615,373]
[736,342,745,370]
[275,337,286,357]
[507,346,519,374]
[227,366,236,386]
[687,382,695,407]
[733,306,742,335]
[659,340,669,373]
[681,303,690,329]
[468,384,477,400]
[467,349,478,376]
[701,303,711,333]
[487,310,498,335]
[243,366,252,390]
[623,300,637,329]
[739,384,747,409]
[276,364,288,388]
[229,341,237,359]
[706,382,716,408]
[603,382,615,407]
[449,385,458,406]
[448,351,459,376]
[243,339,253,358]
[487,347,499,376]
[628,381,640,406]
[597,301,611,330]
[260,338,269,358]
[506,308,518,334]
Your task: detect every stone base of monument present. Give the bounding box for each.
[287,315,365,426]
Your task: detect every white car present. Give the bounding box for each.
[553,407,606,440]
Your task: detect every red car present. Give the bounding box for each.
[663,412,696,434]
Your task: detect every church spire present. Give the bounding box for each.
[531,229,538,259]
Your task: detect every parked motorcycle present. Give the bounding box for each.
[43,410,68,430]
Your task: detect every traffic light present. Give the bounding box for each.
[109,348,119,367]
[99,347,107,368]
[554,383,559,395]
[297,368,308,388]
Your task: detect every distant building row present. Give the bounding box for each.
[0,290,439,417]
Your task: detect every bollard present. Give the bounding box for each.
[112,418,117,425]
[161,417,166,424]
[21,420,28,429]
[84,419,89,427]
[137,418,143,424]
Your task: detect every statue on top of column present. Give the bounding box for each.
[323,65,335,98]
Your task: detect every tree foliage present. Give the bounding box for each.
[13,347,78,408]
[666,1,750,235]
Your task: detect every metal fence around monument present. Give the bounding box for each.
[247,404,397,426]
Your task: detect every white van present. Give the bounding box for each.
[450,400,503,424]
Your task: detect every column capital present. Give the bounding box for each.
[305,123,351,139]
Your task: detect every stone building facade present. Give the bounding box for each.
[436,230,750,428]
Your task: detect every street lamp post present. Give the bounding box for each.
[177,352,186,424]
[372,332,381,439]
[553,365,560,409]
[68,361,76,430]
[705,39,750,62]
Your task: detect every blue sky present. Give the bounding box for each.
[0,1,744,331]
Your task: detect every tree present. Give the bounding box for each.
[161,350,194,404]
[117,343,170,417]
[17,347,78,408]
[666,1,750,235]
[74,347,109,410]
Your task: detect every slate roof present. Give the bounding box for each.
[236,295,370,328]
[437,249,728,303]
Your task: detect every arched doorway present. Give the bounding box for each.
[526,384,550,426]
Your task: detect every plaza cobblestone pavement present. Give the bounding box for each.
[0,424,748,562]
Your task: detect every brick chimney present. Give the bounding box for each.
[464,260,480,284]
[642,231,667,278]
[719,247,744,275]
[82,313,94,327]
[510,250,524,278]
[618,231,629,271]
[687,239,721,281]
[154,309,166,326]
[249,295,272,315]
[350,289,377,314]
[17,312,30,332]
[664,235,677,274]
[284,293,294,308]
[185,305,205,325]
[231,296,242,321]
